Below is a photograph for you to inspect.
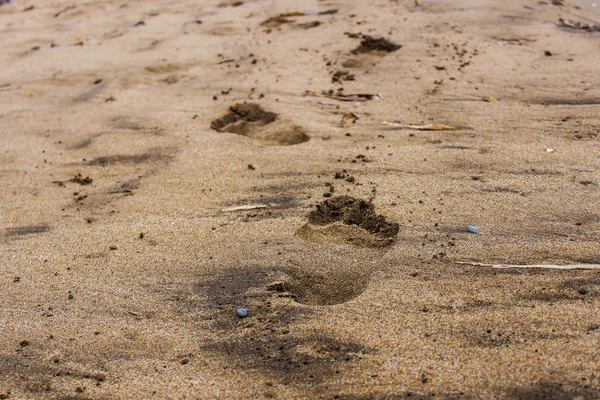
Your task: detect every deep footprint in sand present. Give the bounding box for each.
[197,261,372,309]
[277,196,400,306]
[296,195,400,248]
[210,103,310,146]
[193,198,398,309]
[342,35,402,68]
[197,197,398,307]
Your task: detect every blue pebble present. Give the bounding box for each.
[467,225,481,234]
[236,308,249,318]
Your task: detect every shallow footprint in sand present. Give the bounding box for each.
[210,103,310,146]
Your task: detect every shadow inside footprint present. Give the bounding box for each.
[275,242,385,306]
[211,103,309,146]
[282,269,371,306]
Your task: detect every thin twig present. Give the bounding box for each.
[304,90,381,102]
[221,204,269,212]
[456,261,600,270]
[381,121,457,130]
[55,5,76,17]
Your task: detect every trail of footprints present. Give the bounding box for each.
[6,3,404,391]
[202,29,404,307]
[9,11,403,305]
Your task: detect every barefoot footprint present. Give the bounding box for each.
[211,103,310,146]
[297,195,399,248]
[282,196,399,305]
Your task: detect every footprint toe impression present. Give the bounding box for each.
[297,195,400,248]
[211,103,309,146]
[286,196,399,306]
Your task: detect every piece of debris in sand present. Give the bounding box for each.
[221,204,269,212]
[381,121,458,131]
[304,90,381,102]
[296,21,321,29]
[456,262,600,270]
[70,173,93,185]
[261,15,297,28]
[467,225,481,234]
[55,5,76,17]
[340,112,360,127]
[218,1,244,7]
[312,9,338,15]
[556,18,600,32]
[279,9,338,17]
[236,308,249,318]
[260,9,338,28]
[332,70,355,84]
[494,37,536,45]
[53,173,93,187]
[351,35,402,54]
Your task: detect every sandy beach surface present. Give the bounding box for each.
[1,0,600,399]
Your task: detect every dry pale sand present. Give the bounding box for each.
[1,0,600,399]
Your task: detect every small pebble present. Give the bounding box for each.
[236,308,249,318]
[467,225,481,234]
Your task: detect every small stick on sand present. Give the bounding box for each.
[221,204,269,212]
[456,261,600,270]
[304,90,381,102]
[54,5,76,17]
[382,121,458,131]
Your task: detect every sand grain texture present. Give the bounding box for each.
[1,0,600,399]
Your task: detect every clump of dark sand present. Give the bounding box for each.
[308,196,399,239]
[351,35,402,54]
